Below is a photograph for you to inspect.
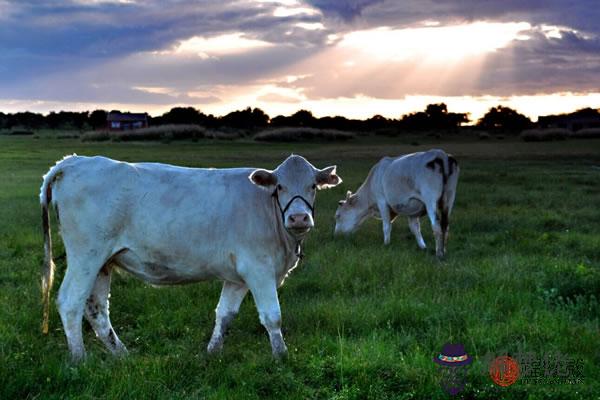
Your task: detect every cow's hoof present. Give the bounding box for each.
[271,339,288,360]
[207,339,224,355]
[112,345,129,358]
[272,349,288,361]
[69,352,86,364]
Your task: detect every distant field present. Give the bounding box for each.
[0,135,599,399]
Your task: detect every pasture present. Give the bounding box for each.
[0,135,599,399]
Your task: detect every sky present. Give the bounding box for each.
[1,0,599,122]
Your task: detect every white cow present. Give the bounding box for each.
[334,149,458,257]
[40,154,342,361]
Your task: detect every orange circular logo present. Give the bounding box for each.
[489,356,520,387]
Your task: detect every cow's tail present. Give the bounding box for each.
[426,153,458,241]
[41,172,56,334]
[40,154,74,334]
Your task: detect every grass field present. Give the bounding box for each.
[0,135,599,399]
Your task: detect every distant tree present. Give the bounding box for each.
[59,111,88,129]
[477,106,532,133]
[398,103,468,132]
[159,107,207,125]
[270,115,288,127]
[45,112,62,129]
[220,107,269,130]
[316,115,353,130]
[399,111,428,131]
[569,107,600,118]
[289,110,316,127]
[365,115,389,130]
[251,107,270,127]
[268,110,316,128]
[10,112,45,129]
[89,110,108,129]
[446,112,470,128]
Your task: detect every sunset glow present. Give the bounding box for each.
[340,22,531,62]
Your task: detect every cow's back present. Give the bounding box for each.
[50,156,284,282]
[379,150,448,209]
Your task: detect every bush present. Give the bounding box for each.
[57,133,80,139]
[520,128,570,142]
[81,125,244,142]
[114,125,206,142]
[253,127,354,142]
[571,128,600,139]
[478,132,491,140]
[81,131,110,142]
[8,130,34,135]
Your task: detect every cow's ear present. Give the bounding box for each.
[316,165,342,189]
[249,169,277,188]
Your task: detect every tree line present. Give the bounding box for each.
[1,104,597,134]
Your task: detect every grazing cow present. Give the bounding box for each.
[40,154,342,361]
[334,149,459,258]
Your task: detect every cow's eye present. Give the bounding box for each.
[277,184,283,191]
[311,184,316,190]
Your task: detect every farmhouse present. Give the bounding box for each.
[107,112,148,131]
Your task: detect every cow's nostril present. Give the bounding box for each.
[288,213,310,226]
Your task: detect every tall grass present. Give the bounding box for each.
[571,128,600,138]
[81,125,244,142]
[254,127,355,142]
[520,128,571,141]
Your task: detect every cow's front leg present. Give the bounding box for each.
[378,201,393,245]
[207,281,248,354]
[246,276,287,358]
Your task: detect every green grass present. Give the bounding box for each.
[0,135,599,399]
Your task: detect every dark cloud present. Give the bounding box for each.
[0,0,599,110]
[476,30,600,96]
[361,0,600,35]
[0,0,330,84]
[305,0,383,20]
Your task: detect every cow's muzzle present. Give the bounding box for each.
[286,213,313,233]
[273,193,315,234]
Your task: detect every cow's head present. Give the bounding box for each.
[334,190,368,235]
[249,155,342,235]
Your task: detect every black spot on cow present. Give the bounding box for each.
[86,297,100,319]
[448,155,458,176]
[108,330,116,347]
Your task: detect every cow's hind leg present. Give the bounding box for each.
[57,254,102,362]
[425,201,445,259]
[84,264,128,356]
[408,216,427,249]
[207,281,248,354]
